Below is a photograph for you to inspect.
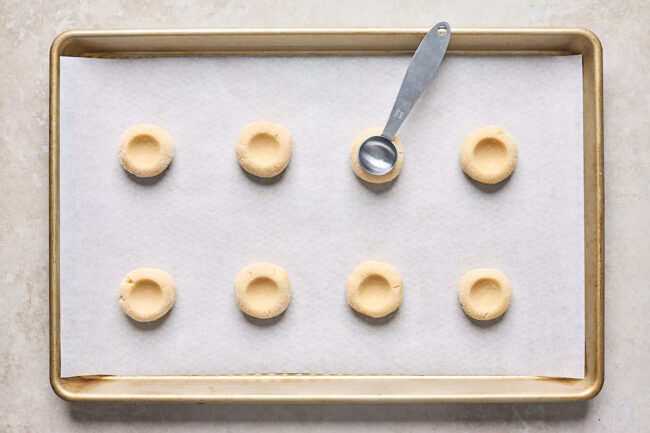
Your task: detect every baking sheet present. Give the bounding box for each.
[59,54,584,378]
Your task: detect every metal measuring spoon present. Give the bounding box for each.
[358,22,451,176]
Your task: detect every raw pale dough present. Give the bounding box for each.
[119,124,174,178]
[346,261,403,318]
[350,127,404,184]
[119,268,175,322]
[236,121,292,178]
[460,125,517,184]
[235,263,291,319]
[458,268,512,320]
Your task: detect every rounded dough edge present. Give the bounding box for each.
[119,124,174,178]
[350,127,404,184]
[346,261,403,318]
[234,262,291,319]
[236,121,292,178]
[458,268,512,321]
[118,268,175,322]
[459,125,517,184]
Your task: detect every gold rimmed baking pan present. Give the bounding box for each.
[49,27,603,402]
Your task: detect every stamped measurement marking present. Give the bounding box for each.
[392,108,405,119]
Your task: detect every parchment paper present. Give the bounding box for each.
[59,54,584,378]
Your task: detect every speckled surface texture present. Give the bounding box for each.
[1,0,648,431]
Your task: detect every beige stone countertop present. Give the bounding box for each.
[1,0,648,431]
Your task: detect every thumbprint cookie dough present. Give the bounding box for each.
[119,268,175,322]
[119,124,174,177]
[460,126,517,184]
[350,127,404,184]
[458,268,512,320]
[235,263,291,319]
[346,261,403,318]
[236,121,292,178]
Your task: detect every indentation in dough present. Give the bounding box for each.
[469,278,502,311]
[119,268,175,322]
[235,263,291,319]
[248,133,281,160]
[460,126,517,184]
[473,138,508,173]
[458,268,512,321]
[236,121,292,178]
[358,274,392,310]
[350,127,404,184]
[246,276,280,307]
[346,261,403,318]
[119,124,174,178]
[127,279,163,315]
[126,134,161,169]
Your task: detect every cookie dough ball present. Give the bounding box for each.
[119,268,175,322]
[119,124,174,178]
[236,121,292,178]
[235,263,291,319]
[458,268,512,320]
[460,126,517,184]
[350,127,404,184]
[346,261,403,318]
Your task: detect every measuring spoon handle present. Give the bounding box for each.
[382,22,451,140]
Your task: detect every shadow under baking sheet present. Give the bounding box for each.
[67,400,590,426]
